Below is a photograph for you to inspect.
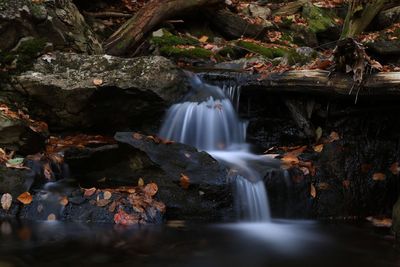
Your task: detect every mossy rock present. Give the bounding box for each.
[393,196,400,238]
[150,29,199,47]
[159,46,214,59]
[236,40,289,59]
[302,3,336,33]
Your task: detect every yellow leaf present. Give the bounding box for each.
[313,144,324,153]
[138,178,144,187]
[1,193,12,211]
[17,192,32,205]
[103,190,112,200]
[199,35,209,43]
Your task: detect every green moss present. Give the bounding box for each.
[159,46,213,59]
[236,41,288,58]
[302,3,336,33]
[0,38,45,83]
[150,30,199,47]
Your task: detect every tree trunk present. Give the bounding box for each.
[340,0,386,39]
[104,0,223,56]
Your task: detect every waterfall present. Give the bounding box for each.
[159,74,271,222]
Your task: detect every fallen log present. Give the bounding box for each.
[104,0,224,56]
[207,9,271,40]
[202,70,400,98]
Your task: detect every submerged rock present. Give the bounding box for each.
[64,132,233,221]
[12,53,186,131]
[0,0,102,54]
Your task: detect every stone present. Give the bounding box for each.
[0,165,34,197]
[0,0,102,54]
[64,132,234,221]
[11,53,186,131]
[0,109,46,155]
[248,4,272,20]
[377,6,400,29]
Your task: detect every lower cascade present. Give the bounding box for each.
[159,74,271,221]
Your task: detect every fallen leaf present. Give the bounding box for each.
[97,199,112,207]
[342,180,350,189]
[59,196,68,206]
[47,213,56,221]
[143,183,158,196]
[17,192,32,205]
[366,216,392,227]
[313,144,324,153]
[389,162,400,175]
[329,131,340,142]
[310,184,316,198]
[1,193,12,211]
[315,127,322,142]
[317,182,330,190]
[180,173,190,189]
[103,190,112,200]
[138,178,144,187]
[132,132,143,140]
[108,201,117,213]
[114,209,139,225]
[84,187,96,197]
[93,78,103,86]
[199,35,209,43]
[372,172,386,181]
[361,163,372,173]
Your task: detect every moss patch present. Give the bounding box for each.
[302,3,336,33]
[236,40,288,58]
[159,46,213,59]
[150,30,199,47]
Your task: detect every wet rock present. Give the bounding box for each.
[247,4,271,20]
[12,53,186,131]
[0,0,102,54]
[0,110,46,155]
[0,165,34,197]
[64,132,233,222]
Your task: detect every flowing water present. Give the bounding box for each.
[159,73,272,221]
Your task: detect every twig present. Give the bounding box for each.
[83,11,132,18]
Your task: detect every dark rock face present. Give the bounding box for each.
[0,165,34,197]
[64,132,233,221]
[0,0,102,54]
[12,53,187,131]
[0,111,46,155]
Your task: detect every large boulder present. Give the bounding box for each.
[0,0,102,54]
[12,53,187,131]
[0,165,34,197]
[64,132,233,221]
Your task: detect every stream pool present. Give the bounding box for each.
[0,220,398,267]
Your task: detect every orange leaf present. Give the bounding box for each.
[84,187,96,197]
[93,78,103,86]
[310,184,316,198]
[114,209,139,225]
[180,173,190,189]
[372,172,386,181]
[59,196,68,206]
[143,183,158,196]
[47,214,56,221]
[389,162,400,175]
[329,131,340,142]
[132,132,143,140]
[103,190,112,200]
[17,192,33,205]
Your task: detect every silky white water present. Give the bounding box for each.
[159,74,271,221]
